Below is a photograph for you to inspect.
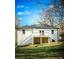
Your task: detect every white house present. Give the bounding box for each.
[16,24,59,46]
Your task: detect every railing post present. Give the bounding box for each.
[48,37,50,44]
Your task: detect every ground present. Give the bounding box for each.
[15,42,64,59]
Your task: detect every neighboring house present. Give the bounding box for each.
[16,24,59,45]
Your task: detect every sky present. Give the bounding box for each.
[15,0,63,26]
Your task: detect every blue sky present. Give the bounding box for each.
[15,0,63,26]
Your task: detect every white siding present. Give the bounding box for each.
[33,29,51,37]
[17,28,58,45]
[17,29,32,45]
[50,29,58,41]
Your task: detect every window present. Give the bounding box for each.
[39,30,41,33]
[39,30,44,35]
[42,30,44,35]
[22,29,25,34]
[39,30,41,35]
[51,30,54,34]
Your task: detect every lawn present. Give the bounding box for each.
[15,42,64,59]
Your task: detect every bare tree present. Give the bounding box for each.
[15,17,21,45]
[38,6,54,28]
[38,0,64,41]
[15,17,21,29]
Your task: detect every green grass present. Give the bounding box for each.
[15,42,64,59]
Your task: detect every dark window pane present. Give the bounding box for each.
[22,29,25,34]
[51,30,54,34]
[42,30,44,35]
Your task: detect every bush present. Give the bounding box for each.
[59,33,64,42]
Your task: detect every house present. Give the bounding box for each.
[16,24,59,45]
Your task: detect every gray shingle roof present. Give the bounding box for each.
[17,24,58,30]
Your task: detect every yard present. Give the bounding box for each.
[15,42,64,59]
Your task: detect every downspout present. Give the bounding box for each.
[15,29,17,46]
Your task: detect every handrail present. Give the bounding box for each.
[20,32,52,45]
[20,34,32,45]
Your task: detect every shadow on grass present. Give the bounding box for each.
[15,42,64,58]
[15,42,64,59]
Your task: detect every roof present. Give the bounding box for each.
[16,24,59,30]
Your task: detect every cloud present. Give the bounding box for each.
[18,18,22,20]
[17,5,24,8]
[49,5,54,8]
[25,7,30,9]
[17,5,20,8]
[25,10,30,15]
[17,12,24,15]
[17,10,30,15]
[21,5,24,8]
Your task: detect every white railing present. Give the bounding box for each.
[32,32,51,37]
[20,34,33,45]
[19,32,53,45]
